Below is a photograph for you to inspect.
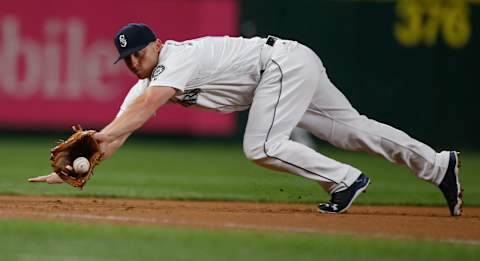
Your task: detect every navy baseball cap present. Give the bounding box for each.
[113,23,157,64]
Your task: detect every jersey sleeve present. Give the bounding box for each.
[116,79,148,117]
[148,43,199,93]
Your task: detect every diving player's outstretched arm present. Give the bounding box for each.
[95,86,175,145]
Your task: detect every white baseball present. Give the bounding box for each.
[73,157,90,174]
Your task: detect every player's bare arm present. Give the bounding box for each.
[95,86,175,144]
[99,132,131,159]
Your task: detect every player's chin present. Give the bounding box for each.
[135,71,149,79]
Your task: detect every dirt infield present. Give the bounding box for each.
[0,195,479,243]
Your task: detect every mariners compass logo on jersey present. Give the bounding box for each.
[118,34,127,48]
[151,65,166,81]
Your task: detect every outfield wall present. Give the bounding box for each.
[0,0,478,148]
[0,0,238,136]
[240,0,480,148]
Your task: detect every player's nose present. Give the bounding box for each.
[129,54,140,67]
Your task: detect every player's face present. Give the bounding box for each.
[124,40,162,79]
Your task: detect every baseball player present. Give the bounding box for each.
[30,23,463,216]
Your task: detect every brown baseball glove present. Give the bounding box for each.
[50,125,103,188]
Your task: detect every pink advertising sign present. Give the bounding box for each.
[0,0,238,135]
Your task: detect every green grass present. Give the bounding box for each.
[2,135,479,205]
[0,219,478,261]
[1,136,479,260]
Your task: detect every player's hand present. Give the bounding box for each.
[98,142,119,159]
[93,132,114,159]
[28,172,64,184]
[94,132,115,144]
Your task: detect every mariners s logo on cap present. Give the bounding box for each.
[119,34,127,48]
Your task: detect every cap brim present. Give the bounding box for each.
[113,43,150,64]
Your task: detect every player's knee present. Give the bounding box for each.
[244,151,280,171]
[243,141,265,161]
[251,158,272,169]
[250,155,286,173]
[243,138,281,161]
[243,140,288,172]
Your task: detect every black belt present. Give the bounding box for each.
[266,36,277,47]
[260,36,278,75]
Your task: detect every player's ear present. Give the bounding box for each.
[154,39,162,51]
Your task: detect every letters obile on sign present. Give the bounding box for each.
[0,0,238,135]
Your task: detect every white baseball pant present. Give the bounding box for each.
[243,39,450,193]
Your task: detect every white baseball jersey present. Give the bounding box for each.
[118,36,275,116]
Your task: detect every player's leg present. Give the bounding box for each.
[243,42,364,201]
[298,73,449,185]
[290,127,316,149]
[297,69,462,215]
